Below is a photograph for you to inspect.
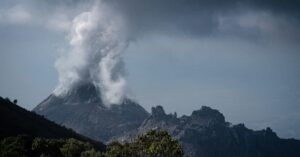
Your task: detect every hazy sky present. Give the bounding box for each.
[1,0,300,139]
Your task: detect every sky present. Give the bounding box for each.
[0,0,300,139]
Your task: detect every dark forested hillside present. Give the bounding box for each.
[0,96,105,151]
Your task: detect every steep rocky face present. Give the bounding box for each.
[119,106,300,157]
[33,83,149,142]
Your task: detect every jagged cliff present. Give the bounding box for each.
[117,106,300,157]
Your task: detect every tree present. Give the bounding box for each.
[60,138,93,157]
[106,130,184,157]
[0,135,31,157]
[31,138,64,157]
[81,149,105,157]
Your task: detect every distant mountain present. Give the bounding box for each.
[33,83,149,142]
[117,106,300,157]
[0,96,105,151]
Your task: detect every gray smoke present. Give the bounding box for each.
[54,2,128,105]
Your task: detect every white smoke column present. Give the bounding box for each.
[54,2,128,106]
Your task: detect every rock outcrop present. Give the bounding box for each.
[118,106,300,157]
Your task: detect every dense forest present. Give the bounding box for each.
[0,130,183,157]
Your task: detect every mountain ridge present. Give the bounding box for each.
[116,105,300,157]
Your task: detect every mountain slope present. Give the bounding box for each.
[118,106,300,157]
[33,83,149,142]
[0,96,105,151]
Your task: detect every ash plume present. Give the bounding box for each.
[54,2,128,106]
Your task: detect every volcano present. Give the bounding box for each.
[33,83,149,142]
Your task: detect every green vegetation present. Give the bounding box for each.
[0,135,100,157]
[0,130,183,157]
[106,130,184,157]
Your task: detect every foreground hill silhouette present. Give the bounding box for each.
[0,96,105,151]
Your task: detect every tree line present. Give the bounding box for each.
[0,130,183,157]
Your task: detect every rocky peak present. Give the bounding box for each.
[62,82,102,105]
[150,106,178,121]
[151,106,166,117]
[190,106,225,124]
[264,127,278,139]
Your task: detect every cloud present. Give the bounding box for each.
[98,0,300,41]
[217,10,300,42]
[0,5,32,25]
[46,13,72,32]
[0,1,90,32]
[3,0,299,41]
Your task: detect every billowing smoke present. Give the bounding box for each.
[54,2,128,106]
